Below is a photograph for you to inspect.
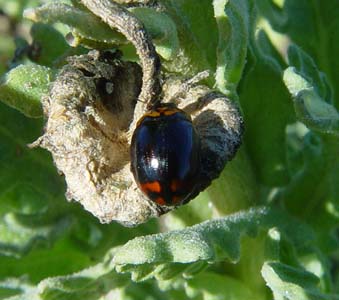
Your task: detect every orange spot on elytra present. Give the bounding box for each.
[140,181,161,193]
[147,111,161,117]
[162,109,179,116]
[155,197,166,206]
[136,111,161,127]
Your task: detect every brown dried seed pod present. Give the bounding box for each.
[32,50,243,227]
[160,76,244,194]
[32,51,162,226]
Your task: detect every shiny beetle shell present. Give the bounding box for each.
[130,103,200,206]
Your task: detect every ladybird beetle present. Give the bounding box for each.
[130,103,200,206]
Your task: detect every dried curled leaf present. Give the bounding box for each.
[32,50,243,226]
[32,50,156,226]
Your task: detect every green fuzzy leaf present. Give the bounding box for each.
[213,0,253,96]
[113,207,314,282]
[0,237,93,284]
[262,261,339,300]
[239,49,295,186]
[30,23,71,67]
[0,278,35,299]
[257,0,339,108]
[286,45,332,102]
[0,219,158,284]
[207,147,258,215]
[0,103,69,257]
[274,131,327,215]
[265,225,334,294]
[0,251,129,300]
[24,3,179,60]
[0,64,54,118]
[276,46,339,224]
[0,214,70,258]
[23,3,127,47]
[128,7,179,60]
[292,2,339,105]
[283,45,339,136]
[292,89,339,136]
[273,125,338,255]
[255,29,286,72]
[161,0,218,76]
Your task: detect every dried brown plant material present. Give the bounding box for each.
[32,1,243,226]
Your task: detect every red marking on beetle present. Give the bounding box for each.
[140,181,161,193]
[155,197,166,206]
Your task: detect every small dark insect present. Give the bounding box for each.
[130,103,200,206]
